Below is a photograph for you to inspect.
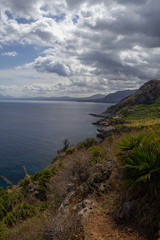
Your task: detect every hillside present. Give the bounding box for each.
[94,79,160,138]
[1,80,160,240]
[105,79,160,117]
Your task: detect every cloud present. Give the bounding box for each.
[1,51,17,56]
[33,58,72,76]
[0,0,160,97]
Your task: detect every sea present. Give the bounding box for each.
[0,100,112,188]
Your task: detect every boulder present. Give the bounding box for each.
[116,200,136,220]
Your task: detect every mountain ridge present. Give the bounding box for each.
[0,90,136,103]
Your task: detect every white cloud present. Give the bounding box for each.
[0,0,160,97]
[1,51,17,56]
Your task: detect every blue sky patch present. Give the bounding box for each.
[16,18,35,24]
[72,15,79,24]
[0,44,47,69]
[44,13,66,22]
[5,10,13,20]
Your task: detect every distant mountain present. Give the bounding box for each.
[95,90,136,103]
[0,90,136,103]
[87,94,106,100]
[0,94,13,99]
[76,94,106,102]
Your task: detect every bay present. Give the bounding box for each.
[0,100,112,188]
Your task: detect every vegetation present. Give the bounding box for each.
[117,131,160,196]
[0,126,160,239]
[89,145,104,164]
[65,147,77,154]
[77,137,98,149]
[3,203,35,226]
[57,138,70,153]
[0,223,7,239]
[119,98,160,120]
[2,80,160,239]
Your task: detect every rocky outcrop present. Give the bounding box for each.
[97,126,114,139]
[135,79,160,103]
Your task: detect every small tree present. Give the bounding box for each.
[63,139,69,151]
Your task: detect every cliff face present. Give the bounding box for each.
[135,79,160,103]
[105,79,160,115]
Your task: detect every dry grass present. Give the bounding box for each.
[5,211,52,240]
[46,210,84,240]
[124,118,160,128]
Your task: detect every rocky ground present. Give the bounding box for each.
[83,209,145,240]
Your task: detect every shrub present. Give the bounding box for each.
[57,139,70,153]
[117,132,160,196]
[47,211,84,240]
[0,189,23,221]
[77,138,98,149]
[39,201,50,211]
[65,147,77,154]
[18,178,30,194]
[89,146,102,164]
[31,169,54,200]
[51,156,59,164]
[3,203,35,226]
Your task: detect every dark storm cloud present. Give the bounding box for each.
[66,0,104,9]
[81,0,160,48]
[78,50,148,80]
[34,59,71,77]
[117,0,148,5]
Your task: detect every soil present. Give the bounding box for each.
[83,210,146,240]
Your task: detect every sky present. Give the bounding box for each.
[0,0,160,97]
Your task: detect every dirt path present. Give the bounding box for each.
[83,210,145,240]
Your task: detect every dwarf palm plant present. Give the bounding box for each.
[0,222,7,239]
[117,132,160,196]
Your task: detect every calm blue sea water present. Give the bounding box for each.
[0,100,112,188]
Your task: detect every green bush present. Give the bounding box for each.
[3,203,35,226]
[51,156,59,164]
[32,169,52,186]
[77,138,98,149]
[0,189,23,220]
[89,146,102,164]
[18,178,30,194]
[18,168,55,199]
[65,147,77,154]
[117,132,160,196]
[39,201,50,211]
[31,169,55,200]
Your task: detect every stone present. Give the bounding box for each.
[78,199,95,216]
[99,182,109,192]
[97,126,114,139]
[116,200,136,220]
[59,191,75,209]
